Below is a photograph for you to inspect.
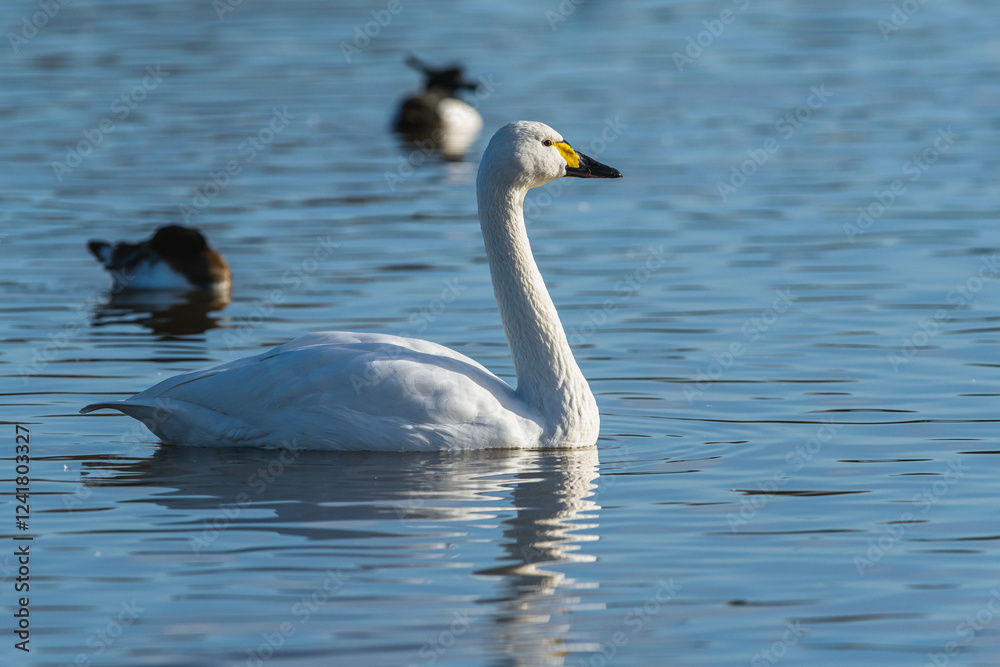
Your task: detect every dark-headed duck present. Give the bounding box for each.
[393,55,483,157]
[87,225,231,292]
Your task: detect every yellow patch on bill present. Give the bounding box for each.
[554,142,580,169]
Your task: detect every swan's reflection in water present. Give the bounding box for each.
[82,446,600,665]
[478,448,600,666]
[90,288,229,338]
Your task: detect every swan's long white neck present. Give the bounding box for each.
[477,177,599,445]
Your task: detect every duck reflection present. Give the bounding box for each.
[90,287,229,338]
[80,446,600,665]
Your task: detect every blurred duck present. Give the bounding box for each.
[393,55,483,158]
[87,225,231,293]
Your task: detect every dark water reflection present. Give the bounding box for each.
[91,289,230,338]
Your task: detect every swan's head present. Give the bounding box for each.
[479,121,622,191]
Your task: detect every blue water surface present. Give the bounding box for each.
[1,0,999,665]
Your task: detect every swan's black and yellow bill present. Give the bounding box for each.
[557,142,622,179]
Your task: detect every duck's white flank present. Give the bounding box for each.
[109,259,200,291]
[81,121,621,451]
[437,97,483,156]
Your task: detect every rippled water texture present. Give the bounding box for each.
[2,0,1000,665]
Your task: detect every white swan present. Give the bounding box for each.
[81,121,622,451]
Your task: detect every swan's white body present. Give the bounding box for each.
[82,121,622,451]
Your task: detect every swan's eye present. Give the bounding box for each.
[542,139,553,147]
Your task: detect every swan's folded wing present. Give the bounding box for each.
[82,332,542,450]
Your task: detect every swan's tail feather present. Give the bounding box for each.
[81,400,191,445]
[80,401,167,428]
[80,398,246,447]
[80,402,125,414]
